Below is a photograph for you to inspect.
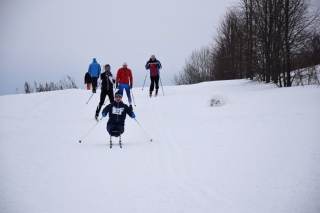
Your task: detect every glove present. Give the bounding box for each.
[131,113,136,119]
[112,79,115,84]
[130,84,133,89]
[116,83,119,89]
[102,112,106,117]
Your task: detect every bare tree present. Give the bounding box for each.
[24,82,32,93]
[173,46,212,85]
[211,8,246,80]
[173,0,319,86]
[227,0,319,86]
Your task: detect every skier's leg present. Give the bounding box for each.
[87,83,92,90]
[95,90,107,117]
[149,76,155,92]
[155,76,160,90]
[113,123,124,135]
[119,124,124,135]
[124,85,132,105]
[118,83,125,95]
[107,123,112,135]
[92,77,98,93]
[107,89,114,104]
[110,123,123,137]
[149,77,155,96]
[155,76,159,95]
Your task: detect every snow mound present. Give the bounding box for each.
[208,94,228,107]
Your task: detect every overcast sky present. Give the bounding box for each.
[1,0,318,96]
[0,0,234,95]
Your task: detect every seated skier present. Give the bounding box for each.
[101,90,135,137]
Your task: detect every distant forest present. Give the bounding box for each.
[24,76,77,93]
[174,0,320,87]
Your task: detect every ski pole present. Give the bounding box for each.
[79,117,103,143]
[142,70,148,90]
[131,87,136,107]
[134,118,152,142]
[159,76,164,96]
[86,93,95,104]
[129,76,136,107]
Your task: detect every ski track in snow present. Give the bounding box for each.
[149,93,232,211]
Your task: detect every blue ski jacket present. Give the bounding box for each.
[88,58,101,77]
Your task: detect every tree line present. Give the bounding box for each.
[173,0,320,87]
[24,76,78,93]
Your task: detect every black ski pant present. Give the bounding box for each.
[91,77,98,92]
[95,89,114,116]
[149,76,159,92]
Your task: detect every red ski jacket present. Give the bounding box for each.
[116,68,133,85]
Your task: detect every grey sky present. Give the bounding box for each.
[1,0,231,95]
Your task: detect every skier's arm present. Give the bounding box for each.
[125,105,135,118]
[101,104,111,117]
[129,70,133,85]
[110,73,115,84]
[145,61,150,69]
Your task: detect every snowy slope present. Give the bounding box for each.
[1,80,320,213]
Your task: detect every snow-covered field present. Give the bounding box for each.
[1,79,320,213]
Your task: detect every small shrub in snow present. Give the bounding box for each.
[208,94,228,107]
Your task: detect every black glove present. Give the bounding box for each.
[130,84,133,89]
[116,83,119,89]
[113,79,115,84]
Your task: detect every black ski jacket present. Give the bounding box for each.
[102,101,135,125]
[84,72,92,84]
[100,71,115,91]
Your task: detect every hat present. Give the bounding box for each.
[93,58,96,61]
[151,55,155,58]
[105,64,110,68]
[115,90,122,98]
[123,62,127,66]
